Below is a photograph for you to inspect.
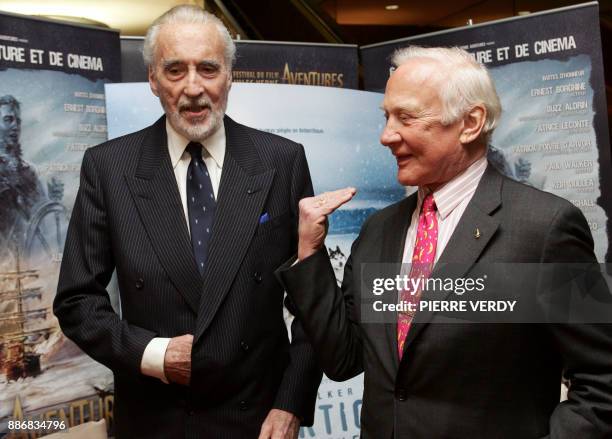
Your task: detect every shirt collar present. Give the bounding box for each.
[166,118,226,169]
[417,154,488,220]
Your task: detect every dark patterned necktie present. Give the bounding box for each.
[186,142,216,276]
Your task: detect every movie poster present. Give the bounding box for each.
[361,2,611,262]
[0,12,120,438]
[105,81,402,439]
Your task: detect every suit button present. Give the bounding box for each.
[397,388,407,401]
[239,400,248,411]
[187,409,194,416]
[135,278,144,289]
[253,272,262,283]
[241,341,250,352]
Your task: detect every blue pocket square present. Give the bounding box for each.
[259,212,270,224]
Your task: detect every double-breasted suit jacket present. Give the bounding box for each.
[55,116,322,439]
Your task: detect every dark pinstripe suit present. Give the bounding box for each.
[54,115,322,439]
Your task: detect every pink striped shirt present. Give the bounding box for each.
[402,156,488,264]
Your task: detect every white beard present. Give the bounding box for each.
[166,105,224,141]
[158,84,229,142]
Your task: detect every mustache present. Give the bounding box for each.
[178,97,212,112]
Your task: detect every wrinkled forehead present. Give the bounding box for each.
[383,59,445,110]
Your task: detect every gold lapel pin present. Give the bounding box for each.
[474,228,481,239]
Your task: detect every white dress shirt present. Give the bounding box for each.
[140,119,226,383]
[402,155,488,264]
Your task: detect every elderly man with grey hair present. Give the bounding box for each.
[55,5,321,439]
[277,46,612,438]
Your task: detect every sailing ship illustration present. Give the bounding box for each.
[0,252,55,381]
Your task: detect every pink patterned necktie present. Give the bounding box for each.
[397,193,438,360]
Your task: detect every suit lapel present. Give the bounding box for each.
[124,116,203,314]
[194,117,274,343]
[401,164,503,352]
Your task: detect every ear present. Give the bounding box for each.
[148,66,159,97]
[226,69,233,90]
[460,104,486,145]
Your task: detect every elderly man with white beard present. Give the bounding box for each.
[54,5,321,439]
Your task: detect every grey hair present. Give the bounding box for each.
[391,46,502,141]
[143,5,236,70]
[0,95,20,110]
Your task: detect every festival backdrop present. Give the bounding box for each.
[361,1,611,262]
[120,37,359,89]
[232,41,359,89]
[0,11,120,438]
[1,2,609,438]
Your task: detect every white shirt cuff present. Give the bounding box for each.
[140,337,171,384]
